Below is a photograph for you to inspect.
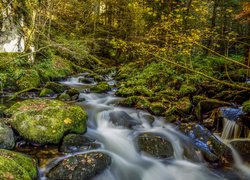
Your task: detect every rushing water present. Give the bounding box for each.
[36,74,250,180]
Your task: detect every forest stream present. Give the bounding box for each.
[1,73,247,180]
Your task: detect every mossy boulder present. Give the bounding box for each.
[116,86,153,97]
[137,133,174,158]
[47,152,112,180]
[243,100,250,114]
[39,88,55,97]
[90,82,111,93]
[59,134,100,153]
[5,99,87,144]
[0,105,6,118]
[44,82,69,94]
[0,122,15,149]
[149,102,166,116]
[119,96,150,109]
[66,88,80,100]
[58,93,71,101]
[15,69,40,90]
[0,149,38,180]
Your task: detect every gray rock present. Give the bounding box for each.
[0,121,15,149]
[47,152,112,180]
[109,111,142,128]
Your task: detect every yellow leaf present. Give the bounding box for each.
[64,118,72,125]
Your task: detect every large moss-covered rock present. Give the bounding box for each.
[90,82,111,93]
[5,99,87,144]
[59,134,100,153]
[44,82,69,94]
[15,69,40,90]
[119,96,150,109]
[137,133,174,158]
[47,152,112,180]
[0,149,38,180]
[0,122,15,149]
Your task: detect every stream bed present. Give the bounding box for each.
[2,74,250,180]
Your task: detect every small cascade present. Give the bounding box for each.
[220,107,245,140]
[221,118,242,139]
[227,144,250,178]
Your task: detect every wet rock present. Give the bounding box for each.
[39,88,55,97]
[0,149,38,180]
[179,123,230,163]
[0,122,15,149]
[195,99,231,120]
[142,114,155,125]
[66,88,80,98]
[5,99,87,144]
[214,90,250,104]
[229,139,250,162]
[79,78,93,84]
[59,134,101,153]
[90,82,111,93]
[109,111,142,128]
[243,100,250,114]
[44,82,69,93]
[47,152,112,180]
[136,133,174,158]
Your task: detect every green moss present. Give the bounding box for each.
[119,96,150,109]
[179,84,197,97]
[58,93,71,101]
[6,99,87,144]
[149,102,166,116]
[66,88,79,97]
[44,82,69,93]
[39,88,55,97]
[14,69,40,90]
[243,100,250,114]
[90,82,111,93]
[0,149,37,180]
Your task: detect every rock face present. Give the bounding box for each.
[229,139,250,162]
[47,152,112,180]
[179,123,230,163]
[137,133,174,158]
[5,99,87,144]
[59,134,101,153]
[0,149,38,180]
[109,111,142,128]
[0,122,15,149]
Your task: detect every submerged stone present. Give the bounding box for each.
[137,133,174,158]
[47,152,112,180]
[109,111,142,128]
[5,99,87,144]
[59,134,101,153]
[0,149,38,180]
